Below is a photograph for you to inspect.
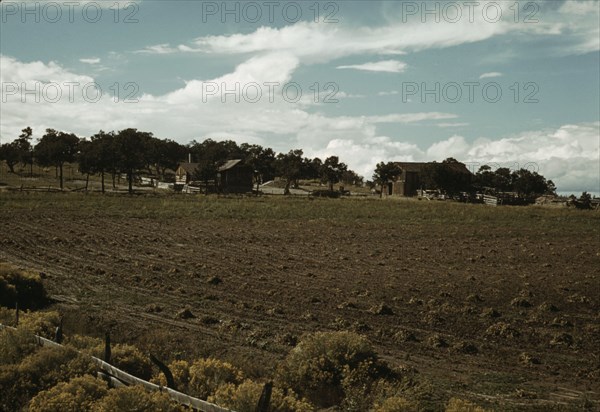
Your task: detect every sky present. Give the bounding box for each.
[1,0,599,194]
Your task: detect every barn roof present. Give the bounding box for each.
[218,159,243,172]
[394,161,472,175]
[177,159,245,174]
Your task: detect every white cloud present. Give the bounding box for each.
[337,60,407,73]
[366,113,457,123]
[1,55,597,194]
[170,19,513,62]
[428,124,600,194]
[0,55,93,85]
[554,1,600,54]
[135,44,176,55]
[479,72,502,79]
[79,58,101,65]
[134,2,598,63]
[437,123,470,128]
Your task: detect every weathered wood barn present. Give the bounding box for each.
[217,159,253,193]
[388,162,472,196]
[175,160,253,193]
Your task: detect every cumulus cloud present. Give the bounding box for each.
[337,60,407,73]
[1,55,597,194]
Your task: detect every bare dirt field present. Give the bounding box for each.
[0,193,598,410]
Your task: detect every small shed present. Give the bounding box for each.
[175,160,253,193]
[217,159,253,193]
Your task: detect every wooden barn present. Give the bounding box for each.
[388,162,472,197]
[217,159,253,193]
[175,160,253,193]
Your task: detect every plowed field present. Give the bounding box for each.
[0,193,598,410]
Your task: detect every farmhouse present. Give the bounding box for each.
[175,162,199,185]
[388,162,472,197]
[175,159,253,193]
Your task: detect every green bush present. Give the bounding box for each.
[28,375,109,412]
[209,380,314,412]
[279,331,384,408]
[93,385,184,412]
[0,327,37,365]
[0,345,96,410]
[89,343,153,381]
[65,334,103,351]
[151,359,191,391]
[18,310,61,339]
[0,263,49,310]
[188,358,244,399]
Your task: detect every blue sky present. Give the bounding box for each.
[1,0,599,193]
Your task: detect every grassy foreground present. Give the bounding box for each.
[0,191,597,230]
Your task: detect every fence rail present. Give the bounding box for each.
[0,324,234,412]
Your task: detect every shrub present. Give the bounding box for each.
[279,331,383,408]
[151,359,191,391]
[18,310,61,339]
[0,263,49,310]
[188,358,244,399]
[93,385,184,412]
[209,380,313,412]
[0,327,37,365]
[0,345,96,410]
[373,396,419,412]
[89,343,153,381]
[65,334,103,351]
[28,375,108,412]
[341,361,390,412]
[445,397,487,412]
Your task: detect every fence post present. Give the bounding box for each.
[104,332,111,364]
[150,353,177,390]
[54,317,63,344]
[255,381,272,412]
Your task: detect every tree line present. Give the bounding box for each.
[372,158,557,198]
[0,127,363,194]
[0,127,558,197]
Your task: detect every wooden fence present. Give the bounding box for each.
[483,195,498,206]
[0,323,235,412]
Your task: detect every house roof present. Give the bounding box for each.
[178,163,200,173]
[218,159,243,172]
[393,161,472,175]
[178,159,245,174]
